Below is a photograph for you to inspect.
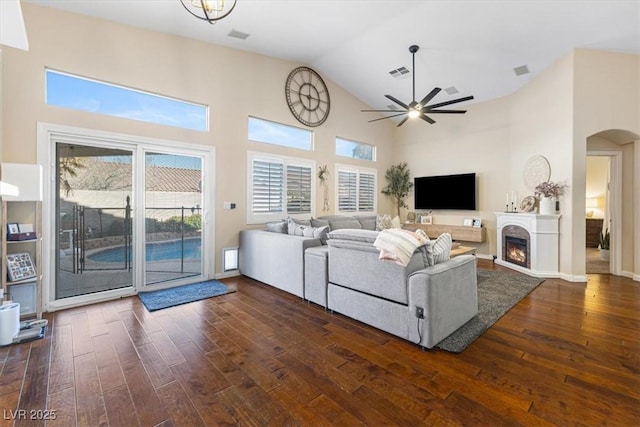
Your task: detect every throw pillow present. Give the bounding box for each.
[432,233,452,264]
[301,225,329,244]
[376,214,393,231]
[287,217,311,235]
[265,220,287,234]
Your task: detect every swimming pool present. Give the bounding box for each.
[88,238,201,263]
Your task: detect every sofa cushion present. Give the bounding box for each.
[265,220,287,234]
[317,215,362,231]
[328,228,378,244]
[310,217,330,228]
[355,214,377,231]
[301,225,330,244]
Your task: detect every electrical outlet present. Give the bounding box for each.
[415,306,424,319]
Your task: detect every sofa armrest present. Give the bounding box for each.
[407,255,478,348]
[239,229,322,298]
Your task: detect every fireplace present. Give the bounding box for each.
[505,236,529,268]
[495,212,560,278]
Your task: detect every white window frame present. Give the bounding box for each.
[247,151,315,224]
[335,163,377,214]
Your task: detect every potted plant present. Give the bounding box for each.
[534,180,566,214]
[381,162,413,218]
[599,228,610,261]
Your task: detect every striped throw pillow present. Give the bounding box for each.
[432,233,452,264]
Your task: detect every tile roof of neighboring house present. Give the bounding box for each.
[62,158,201,194]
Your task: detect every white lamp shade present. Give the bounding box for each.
[0,163,42,201]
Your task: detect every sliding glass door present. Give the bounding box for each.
[46,129,212,308]
[56,143,134,299]
[144,152,203,286]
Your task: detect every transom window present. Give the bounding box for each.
[247,152,315,223]
[248,117,313,151]
[336,164,376,213]
[336,137,375,161]
[45,69,208,131]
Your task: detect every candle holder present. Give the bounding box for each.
[505,204,510,213]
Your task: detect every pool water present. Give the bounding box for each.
[88,238,201,262]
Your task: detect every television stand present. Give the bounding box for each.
[403,223,486,243]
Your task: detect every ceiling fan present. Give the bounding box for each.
[362,45,474,127]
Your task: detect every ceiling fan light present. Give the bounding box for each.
[408,109,420,119]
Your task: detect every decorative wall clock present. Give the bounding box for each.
[285,66,330,127]
[523,155,551,191]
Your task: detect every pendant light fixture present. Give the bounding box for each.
[180,0,237,25]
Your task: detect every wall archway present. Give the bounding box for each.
[585,128,639,281]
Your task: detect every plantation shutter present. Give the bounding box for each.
[286,164,312,214]
[252,160,284,214]
[338,170,357,212]
[358,172,375,212]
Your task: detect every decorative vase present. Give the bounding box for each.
[539,196,555,215]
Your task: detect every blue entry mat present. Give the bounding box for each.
[138,280,235,311]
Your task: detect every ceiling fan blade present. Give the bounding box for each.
[426,109,467,114]
[418,87,441,108]
[396,116,410,127]
[384,94,410,110]
[426,95,474,110]
[368,112,407,123]
[361,109,407,113]
[420,114,435,124]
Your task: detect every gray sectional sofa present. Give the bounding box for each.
[239,214,478,349]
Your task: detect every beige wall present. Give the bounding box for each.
[1,4,396,276]
[574,49,639,279]
[393,96,512,256]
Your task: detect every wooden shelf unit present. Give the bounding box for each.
[1,200,42,319]
[403,222,486,243]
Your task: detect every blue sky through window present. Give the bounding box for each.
[248,117,313,151]
[46,70,208,132]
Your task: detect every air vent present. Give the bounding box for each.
[444,86,459,95]
[513,65,530,76]
[228,29,250,40]
[389,66,410,79]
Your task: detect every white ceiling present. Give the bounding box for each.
[25,1,640,111]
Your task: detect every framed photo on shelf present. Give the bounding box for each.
[6,252,37,282]
[7,223,19,236]
[421,215,433,225]
[472,218,482,228]
[463,218,473,227]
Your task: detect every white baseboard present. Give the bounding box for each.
[560,273,588,283]
[634,274,640,282]
[215,270,240,279]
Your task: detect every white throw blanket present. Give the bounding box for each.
[373,228,429,266]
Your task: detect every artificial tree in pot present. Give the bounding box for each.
[381,162,413,218]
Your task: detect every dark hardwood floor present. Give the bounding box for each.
[0,259,638,426]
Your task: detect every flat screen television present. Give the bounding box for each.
[414,173,476,210]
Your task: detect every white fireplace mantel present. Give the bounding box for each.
[495,212,561,278]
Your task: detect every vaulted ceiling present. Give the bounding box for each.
[26,1,640,111]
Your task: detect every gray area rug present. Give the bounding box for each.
[436,268,544,353]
